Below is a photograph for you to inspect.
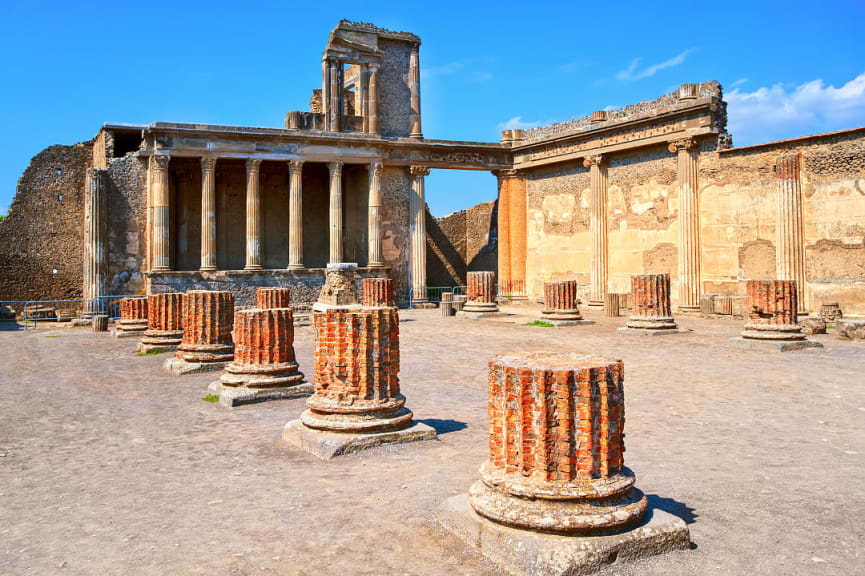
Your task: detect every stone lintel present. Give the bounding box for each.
[436,494,690,576]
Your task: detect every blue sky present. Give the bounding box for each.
[1,0,864,217]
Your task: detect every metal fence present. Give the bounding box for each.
[420,286,467,305]
[0,295,139,330]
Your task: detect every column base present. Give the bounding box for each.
[287,264,306,271]
[164,356,232,376]
[436,493,690,576]
[207,380,313,407]
[728,336,824,352]
[367,262,386,269]
[678,305,701,314]
[200,266,217,272]
[618,327,692,336]
[282,418,436,459]
[244,264,263,271]
[412,300,437,309]
[586,300,605,310]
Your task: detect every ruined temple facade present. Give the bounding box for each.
[1,21,864,314]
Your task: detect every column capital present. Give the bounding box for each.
[582,154,605,168]
[370,161,383,176]
[668,137,698,153]
[246,158,262,174]
[329,161,344,176]
[149,154,170,173]
[201,156,217,173]
[289,159,304,174]
[774,153,801,177]
[492,169,522,179]
[410,165,430,177]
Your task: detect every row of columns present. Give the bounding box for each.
[321,59,380,135]
[147,155,393,273]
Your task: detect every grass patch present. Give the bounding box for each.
[525,320,555,327]
[827,324,836,330]
[44,334,60,338]
[202,394,220,403]
[135,348,165,356]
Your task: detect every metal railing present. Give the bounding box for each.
[420,286,467,304]
[0,295,138,330]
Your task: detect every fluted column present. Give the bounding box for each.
[84,168,107,311]
[368,65,379,135]
[321,59,329,131]
[409,44,422,138]
[328,161,344,265]
[775,154,807,313]
[584,155,608,307]
[288,160,304,270]
[149,155,171,272]
[359,64,369,133]
[410,166,430,302]
[245,158,262,270]
[200,157,217,271]
[670,138,701,312]
[328,60,341,132]
[367,162,384,267]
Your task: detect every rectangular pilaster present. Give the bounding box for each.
[584,155,608,307]
[149,155,171,272]
[775,154,807,313]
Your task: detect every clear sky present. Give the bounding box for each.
[1,0,864,218]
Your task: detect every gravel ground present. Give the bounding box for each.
[1,306,863,575]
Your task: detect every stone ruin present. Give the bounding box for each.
[540,280,592,326]
[729,280,823,352]
[437,352,690,575]
[113,297,148,338]
[619,273,688,335]
[257,287,291,309]
[458,271,500,318]
[164,290,235,374]
[283,267,435,458]
[137,293,183,353]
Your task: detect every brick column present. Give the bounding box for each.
[116,297,148,335]
[670,138,701,312]
[245,159,263,270]
[219,308,304,389]
[775,154,807,313]
[200,157,217,271]
[469,352,647,534]
[741,280,804,341]
[328,161,344,265]
[362,277,394,308]
[462,271,499,315]
[288,160,304,270]
[409,44,422,138]
[494,170,527,297]
[138,292,183,352]
[495,171,511,296]
[626,273,678,330]
[149,155,171,271]
[410,166,430,303]
[367,162,384,268]
[257,287,291,309]
[83,168,107,313]
[541,280,583,323]
[170,290,234,372]
[584,155,608,308]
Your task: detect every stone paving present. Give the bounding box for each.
[1,305,864,575]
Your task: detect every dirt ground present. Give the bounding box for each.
[1,306,863,576]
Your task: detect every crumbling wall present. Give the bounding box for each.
[105,154,147,295]
[427,200,497,288]
[377,39,412,138]
[381,166,410,305]
[0,142,93,301]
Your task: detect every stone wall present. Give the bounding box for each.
[0,142,93,301]
[381,166,410,305]
[427,200,497,287]
[378,39,412,138]
[105,153,147,295]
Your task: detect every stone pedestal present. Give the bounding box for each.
[541,281,592,326]
[165,290,234,375]
[257,287,291,309]
[284,265,435,458]
[458,271,501,318]
[820,302,842,322]
[208,308,309,407]
[619,274,687,336]
[113,297,148,338]
[438,352,689,575]
[91,315,108,332]
[729,280,823,351]
[604,293,621,317]
[441,301,454,317]
[137,293,183,353]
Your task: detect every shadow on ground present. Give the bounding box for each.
[417,418,468,435]
[646,493,698,524]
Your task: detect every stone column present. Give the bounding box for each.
[167,290,235,375]
[362,277,394,308]
[470,352,648,534]
[669,138,701,312]
[257,287,291,309]
[321,59,330,131]
[245,159,263,270]
[367,162,384,267]
[359,64,369,133]
[540,280,584,324]
[328,161,344,265]
[328,60,341,132]
[508,172,527,296]
[495,171,512,295]
[625,273,679,332]
[409,166,430,303]
[409,44,422,138]
[149,155,171,271]
[83,167,107,312]
[138,292,183,353]
[288,160,304,270]
[200,157,217,271]
[368,65,379,135]
[584,155,608,307]
[775,154,807,313]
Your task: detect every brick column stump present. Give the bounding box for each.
[257,287,291,309]
[619,274,689,336]
[137,293,183,353]
[458,271,501,318]
[436,352,689,574]
[113,297,148,338]
[165,290,235,375]
[283,264,436,459]
[729,280,822,352]
[208,308,311,407]
[541,281,592,326]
